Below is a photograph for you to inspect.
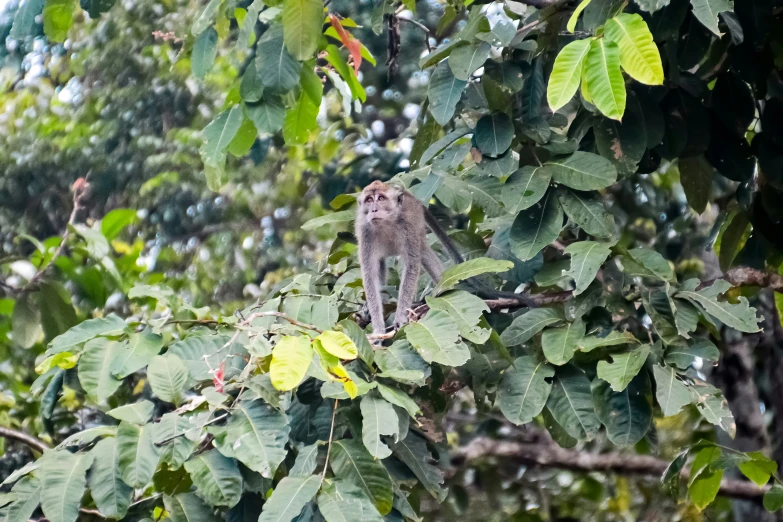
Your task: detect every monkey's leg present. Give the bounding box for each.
[422,243,443,283]
[394,247,421,329]
[379,258,387,286]
[361,250,387,335]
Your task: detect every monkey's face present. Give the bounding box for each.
[358,183,402,224]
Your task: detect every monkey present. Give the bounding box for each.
[355,180,536,337]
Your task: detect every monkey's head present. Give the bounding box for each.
[357,181,404,225]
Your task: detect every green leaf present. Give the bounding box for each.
[501,166,552,213]
[5,476,41,522]
[389,432,447,502]
[690,0,733,36]
[256,24,302,93]
[592,372,652,446]
[405,310,469,367]
[678,155,713,214]
[567,0,592,31]
[521,58,545,121]
[315,331,358,360]
[604,14,663,85]
[258,475,321,522]
[764,484,783,512]
[665,339,719,369]
[717,210,750,271]
[110,329,163,378]
[192,27,218,80]
[318,479,384,522]
[164,492,221,522]
[40,451,93,522]
[148,354,189,404]
[168,334,244,381]
[184,450,242,508]
[583,39,626,120]
[544,151,618,191]
[500,308,563,346]
[77,337,122,403]
[426,290,490,344]
[337,319,374,366]
[690,381,736,437]
[564,241,613,295]
[154,413,197,470]
[282,0,323,60]
[448,41,491,81]
[12,292,40,349]
[547,39,591,112]
[546,364,601,440]
[10,0,44,39]
[271,335,314,390]
[227,116,257,157]
[434,258,514,295]
[42,0,75,42]
[301,209,356,231]
[291,444,320,477]
[36,281,76,341]
[283,91,319,145]
[376,383,421,419]
[596,344,651,392]
[360,395,398,459]
[542,319,586,366]
[108,400,155,425]
[214,399,290,478]
[623,247,675,281]
[497,356,555,425]
[330,440,394,515]
[246,97,286,134]
[200,105,244,190]
[652,364,691,416]
[100,208,137,240]
[578,330,639,352]
[510,190,563,261]
[46,314,126,356]
[374,340,431,386]
[89,437,133,519]
[688,448,724,511]
[474,113,514,157]
[410,118,443,168]
[191,0,220,35]
[661,450,687,498]
[636,0,671,12]
[738,453,777,487]
[117,421,160,489]
[676,279,762,333]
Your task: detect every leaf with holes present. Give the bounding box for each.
[597,344,651,392]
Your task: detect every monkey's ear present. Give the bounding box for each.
[397,192,404,204]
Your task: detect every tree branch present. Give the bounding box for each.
[0,426,50,453]
[451,437,769,501]
[710,267,783,293]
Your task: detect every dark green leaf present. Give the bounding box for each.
[497,356,555,425]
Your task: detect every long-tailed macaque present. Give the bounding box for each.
[356,180,536,336]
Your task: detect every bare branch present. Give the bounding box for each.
[0,426,50,453]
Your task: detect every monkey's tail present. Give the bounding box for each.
[423,209,464,264]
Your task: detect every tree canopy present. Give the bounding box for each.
[2,0,783,520]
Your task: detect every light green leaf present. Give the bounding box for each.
[108,400,155,425]
[426,290,490,344]
[474,113,514,157]
[509,190,563,261]
[567,0,592,32]
[301,209,356,231]
[689,380,736,437]
[164,492,221,522]
[501,166,552,213]
[448,41,491,81]
[168,334,244,381]
[40,451,93,522]
[592,372,652,446]
[42,0,75,43]
[577,330,638,352]
[256,24,302,93]
[564,241,613,295]
[583,38,626,120]
[283,91,319,145]
[376,383,421,419]
[546,364,600,440]
[184,450,242,508]
[154,413,197,470]
[547,39,591,112]
[214,399,290,478]
[192,27,218,80]
[389,432,447,502]
[623,246,675,281]
[5,476,41,522]
[360,395,398,459]
[271,336,314,391]
[690,0,733,36]
[677,279,761,333]
[117,422,160,489]
[290,444,320,477]
[282,0,323,60]
[665,339,719,370]
[497,356,555,425]
[542,319,586,366]
[405,310,469,367]
[199,105,244,189]
[46,314,127,356]
[330,440,394,515]
[191,0,220,35]
[89,437,133,519]
[100,208,137,240]
[12,292,41,349]
[596,344,651,392]
[110,329,163,379]
[544,151,618,191]
[434,259,513,295]
[318,479,384,522]
[315,331,358,360]
[338,319,374,366]
[258,475,322,522]
[500,308,563,346]
[78,338,122,403]
[635,0,671,12]
[148,354,189,404]
[652,364,691,416]
[604,13,663,85]
[738,453,777,487]
[374,340,431,386]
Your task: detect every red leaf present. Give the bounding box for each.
[329,14,362,74]
[213,361,225,393]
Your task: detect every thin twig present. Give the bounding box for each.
[398,18,431,51]
[154,413,228,446]
[321,399,340,481]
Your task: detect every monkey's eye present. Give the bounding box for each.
[377,195,385,201]
[364,197,373,204]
